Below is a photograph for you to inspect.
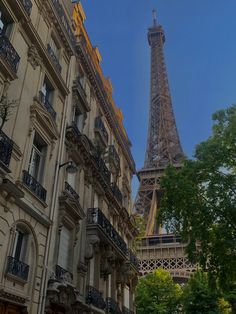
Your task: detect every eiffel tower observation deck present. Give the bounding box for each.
[135,11,194,282]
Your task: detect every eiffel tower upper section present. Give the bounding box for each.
[144,10,183,170]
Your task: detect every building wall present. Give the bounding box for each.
[0,1,138,314]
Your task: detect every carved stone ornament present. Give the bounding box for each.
[85,234,100,260]
[28,45,42,69]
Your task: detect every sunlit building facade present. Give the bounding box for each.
[0,1,138,313]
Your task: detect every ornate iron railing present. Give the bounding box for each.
[0,130,13,167]
[111,182,123,205]
[94,116,109,144]
[129,250,139,270]
[122,306,134,314]
[0,32,20,73]
[87,208,128,256]
[20,0,32,15]
[51,0,76,48]
[38,91,56,121]
[86,285,106,310]
[106,297,122,314]
[55,264,73,283]
[65,181,79,200]
[47,44,62,73]
[6,256,29,281]
[22,170,47,202]
[108,145,120,170]
[94,154,111,185]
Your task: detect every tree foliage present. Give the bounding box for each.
[135,269,182,314]
[182,270,224,314]
[159,105,236,309]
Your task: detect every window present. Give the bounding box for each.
[0,9,12,37]
[41,77,54,104]
[58,226,72,271]
[74,108,84,133]
[28,133,47,182]
[12,227,29,262]
[49,37,59,58]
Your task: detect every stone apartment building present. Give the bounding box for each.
[0,1,138,313]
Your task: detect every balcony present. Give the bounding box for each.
[72,77,90,112]
[0,130,13,168]
[122,306,134,314]
[38,91,56,121]
[111,182,123,205]
[94,154,111,186]
[94,116,108,148]
[86,285,106,310]
[64,181,79,201]
[6,256,29,281]
[22,170,47,202]
[20,0,32,15]
[87,208,128,257]
[51,0,76,49]
[59,181,84,221]
[47,44,62,73]
[0,33,20,75]
[55,264,73,283]
[106,298,122,314]
[107,145,120,174]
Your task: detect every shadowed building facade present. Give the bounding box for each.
[135,11,195,282]
[0,1,138,313]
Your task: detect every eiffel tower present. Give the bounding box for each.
[135,11,194,282]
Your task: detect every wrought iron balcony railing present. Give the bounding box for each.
[129,250,139,271]
[108,145,120,170]
[86,285,106,310]
[51,0,76,48]
[55,264,73,283]
[20,0,32,15]
[47,44,62,73]
[72,77,90,112]
[111,182,123,205]
[0,32,20,73]
[94,154,111,185]
[0,130,13,167]
[22,170,47,202]
[65,181,79,201]
[94,116,109,145]
[106,297,122,314]
[87,208,128,256]
[38,91,56,121]
[6,256,29,281]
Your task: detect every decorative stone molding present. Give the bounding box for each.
[85,234,100,260]
[28,45,42,69]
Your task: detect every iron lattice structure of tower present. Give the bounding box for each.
[135,11,194,282]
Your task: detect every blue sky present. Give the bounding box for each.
[80,0,236,194]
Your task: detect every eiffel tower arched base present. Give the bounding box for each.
[137,235,195,284]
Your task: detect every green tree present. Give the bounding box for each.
[159,105,236,310]
[182,270,223,314]
[135,269,182,314]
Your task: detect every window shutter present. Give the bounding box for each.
[58,226,71,270]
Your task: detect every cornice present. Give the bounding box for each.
[77,42,136,174]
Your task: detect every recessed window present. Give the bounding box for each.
[28,133,47,183]
[0,9,13,37]
[41,77,54,104]
[58,226,72,271]
[49,37,59,59]
[74,108,84,133]
[12,227,28,262]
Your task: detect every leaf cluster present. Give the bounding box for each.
[159,105,236,308]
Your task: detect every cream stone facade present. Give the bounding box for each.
[0,1,138,314]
